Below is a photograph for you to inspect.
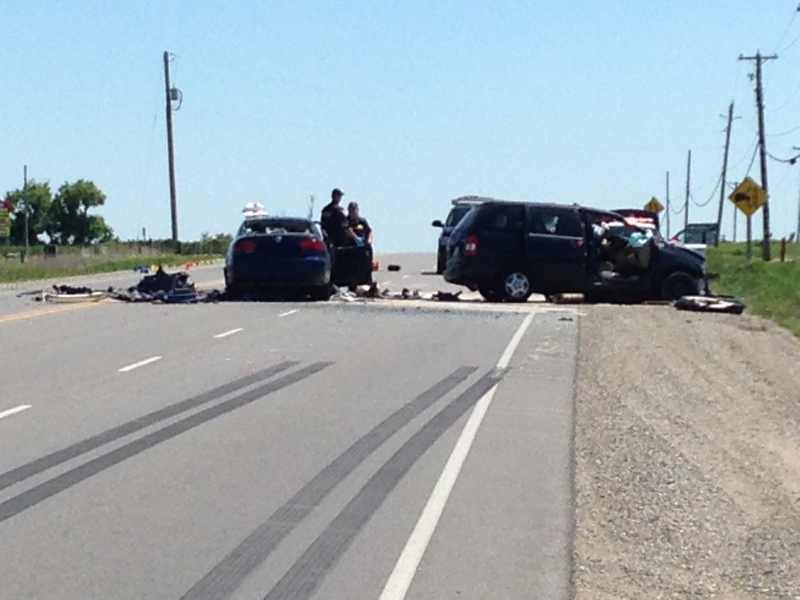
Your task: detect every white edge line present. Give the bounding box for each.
[118,356,162,373]
[497,313,535,369]
[378,312,535,600]
[214,327,244,339]
[279,309,300,317]
[0,404,32,420]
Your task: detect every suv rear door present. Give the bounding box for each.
[524,205,587,293]
[470,202,526,269]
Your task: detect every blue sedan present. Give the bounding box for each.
[224,217,332,300]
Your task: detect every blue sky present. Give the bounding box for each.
[3,1,800,251]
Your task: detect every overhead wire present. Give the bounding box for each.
[744,141,760,177]
[767,149,800,164]
[766,124,800,137]
[690,173,722,208]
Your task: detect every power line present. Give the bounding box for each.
[690,173,721,208]
[767,150,800,164]
[744,141,760,176]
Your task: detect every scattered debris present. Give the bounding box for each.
[674,295,745,315]
[40,288,107,303]
[354,282,381,298]
[387,264,401,272]
[551,293,584,304]
[431,290,461,302]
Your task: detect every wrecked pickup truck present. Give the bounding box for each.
[443,201,710,303]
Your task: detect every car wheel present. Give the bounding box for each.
[497,269,533,303]
[436,250,446,274]
[225,284,243,301]
[309,283,332,301]
[660,272,698,301]
[478,284,500,302]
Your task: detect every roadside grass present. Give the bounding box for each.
[706,241,800,337]
[0,252,223,284]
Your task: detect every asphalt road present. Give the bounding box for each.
[0,253,577,600]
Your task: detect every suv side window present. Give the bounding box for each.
[528,207,583,237]
[480,204,525,233]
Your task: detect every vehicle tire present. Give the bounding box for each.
[309,282,332,301]
[496,269,533,303]
[436,250,446,275]
[660,272,698,301]
[225,284,243,301]
[478,284,500,302]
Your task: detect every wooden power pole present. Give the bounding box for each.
[715,102,734,246]
[163,51,180,248]
[665,170,670,239]
[739,51,777,260]
[684,150,691,232]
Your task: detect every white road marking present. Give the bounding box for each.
[214,328,243,339]
[402,274,410,279]
[0,405,32,421]
[379,313,535,600]
[381,280,393,286]
[279,309,299,317]
[118,356,162,373]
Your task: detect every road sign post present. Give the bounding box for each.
[728,176,767,262]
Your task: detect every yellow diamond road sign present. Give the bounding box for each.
[643,197,664,213]
[728,176,766,217]
[0,209,10,238]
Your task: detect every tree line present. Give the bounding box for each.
[2,179,113,246]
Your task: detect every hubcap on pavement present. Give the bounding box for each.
[504,273,530,298]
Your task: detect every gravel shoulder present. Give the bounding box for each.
[574,305,800,599]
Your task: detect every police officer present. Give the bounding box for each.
[346,201,373,246]
[320,188,359,247]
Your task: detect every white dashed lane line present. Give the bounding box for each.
[0,405,32,421]
[118,356,162,373]
[279,310,300,317]
[214,328,243,339]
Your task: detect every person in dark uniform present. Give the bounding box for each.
[347,201,373,246]
[320,188,356,247]
[320,188,369,288]
[346,201,374,285]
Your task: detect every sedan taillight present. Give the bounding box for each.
[299,237,326,252]
[233,239,257,253]
[464,234,478,257]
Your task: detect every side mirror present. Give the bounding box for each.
[431,220,444,228]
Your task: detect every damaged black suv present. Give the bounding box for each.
[444,200,708,303]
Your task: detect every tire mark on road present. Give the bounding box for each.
[0,362,329,524]
[180,366,477,600]
[263,370,502,600]
[0,361,299,493]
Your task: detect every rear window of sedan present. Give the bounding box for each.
[239,219,314,235]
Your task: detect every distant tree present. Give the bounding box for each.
[3,180,53,246]
[48,179,114,245]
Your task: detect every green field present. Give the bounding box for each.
[706,241,800,337]
[0,247,222,284]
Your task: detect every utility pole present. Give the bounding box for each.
[739,51,777,260]
[308,195,315,220]
[794,177,800,244]
[163,51,180,249]
[665,171,670,238]
[23,165,29,259]
[715,102,734,246]
[684,150,691,232]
